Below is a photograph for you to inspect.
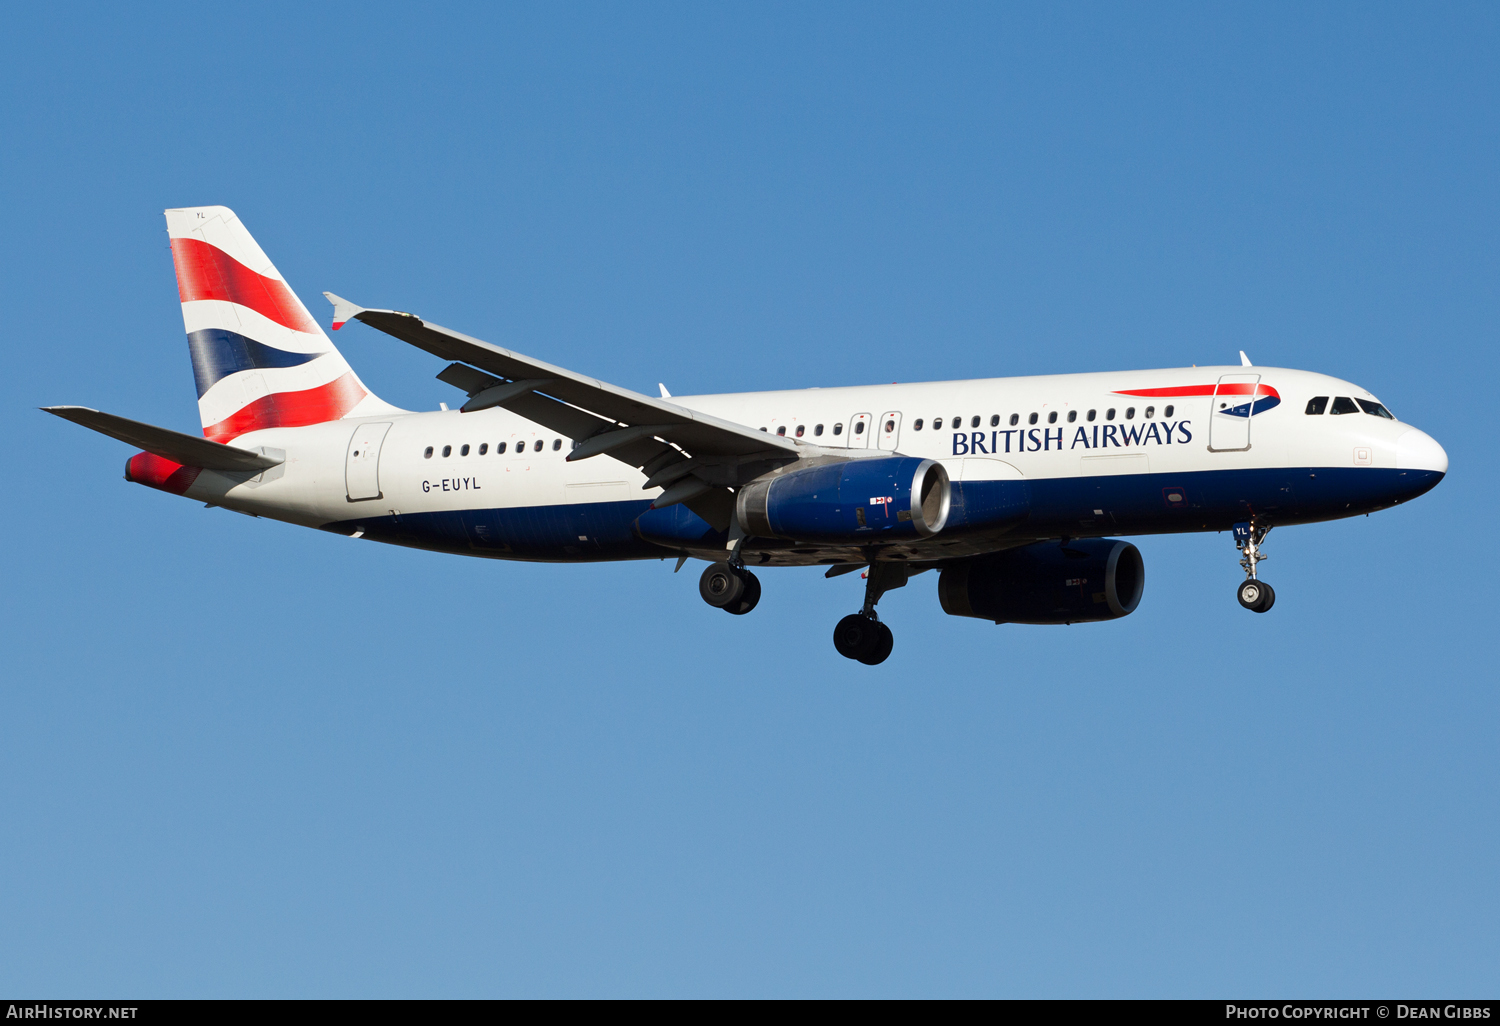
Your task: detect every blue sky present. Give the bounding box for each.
[2,2,1496,997]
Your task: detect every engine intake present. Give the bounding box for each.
[737,456,950,541]
[938,538,1144,624]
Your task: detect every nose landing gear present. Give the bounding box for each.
[1237,578,1275,612]
[831,562,909,665]
[1233,519,1275,613]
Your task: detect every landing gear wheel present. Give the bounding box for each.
[1237,579,1274,612]
[726,571,761,615]
[857,621,894,665]
[833,614,881,661]
[699,561,745,609]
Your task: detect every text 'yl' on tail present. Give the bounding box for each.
[166,205,397,443]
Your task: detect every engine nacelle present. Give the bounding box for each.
[736,456,950,541]
[938,538,1145,624]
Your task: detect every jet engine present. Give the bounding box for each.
[938,538,1144,624]
[736,456,950,541]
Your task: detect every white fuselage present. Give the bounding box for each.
[178,365,1443,549]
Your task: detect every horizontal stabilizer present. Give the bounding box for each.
[42,406,284,471]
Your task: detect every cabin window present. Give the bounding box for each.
[1330,396,1359,415]
[1125,408,1135,420]
[424,446,434,458]
[777,425,787,436]
[1009,413,1019,426]
[760,427,767,432]
[854,421,865,434]
[990,415,1000,427]
[1357,399,1395,420]
[833,423,843,435]
[1306,396,1329,415]
[1028,412,1038,425]
[460,444,470,456]
[478,443,488,455]
[1144,407,1154,419]
[442,445,452,457]
[1047,411,1058,424]
[795,425,805,437]
[1164,405,1174,418]
[1106,409,1116,421]
[886,420,896,432]
[815,424,824,436]
[913,419,923,431]
[496,442,507,454]
[971,415,980,428]
[1067,410,1077,423]
[534,439,544,452]
[1087,409,1096,422]
[553,438,562,450]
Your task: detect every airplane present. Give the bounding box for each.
[45,206,1448,665]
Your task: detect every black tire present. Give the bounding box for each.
[1237,579,1268,611]
[700,561,745,608]
[833,614,880,661]
[1254,581,1275,613]
[726,571,761,615]
[858,621,894,665]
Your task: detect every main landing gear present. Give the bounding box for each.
[699,560,761,616]
[1233,519,1275,613]
[833,614,893,665]
[832,563,907,665]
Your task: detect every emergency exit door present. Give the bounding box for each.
[847,413,872,447]
[345,422,392,501]
[876,411,902,450]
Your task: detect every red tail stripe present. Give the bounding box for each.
[170,237,321,335]
[1115,384,1280,399]
[125,452,202,495]
[202,371,366,443]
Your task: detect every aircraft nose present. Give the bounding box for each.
[1396,428,1448,474]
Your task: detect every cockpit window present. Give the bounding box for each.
[1305,396,1328,415]
[1330,396,1359,415]
[1356,399,1395,420]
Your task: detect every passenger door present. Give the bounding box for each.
[876,411,902,451]
[1208,374,1258,452]
[345,422,392,501]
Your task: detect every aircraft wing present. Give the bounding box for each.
[324,293,801,530]
[325,293,796,460]
[42,406,284,471]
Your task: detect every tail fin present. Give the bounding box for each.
[165,205,400,443]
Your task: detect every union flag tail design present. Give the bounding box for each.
[165,206,398,443]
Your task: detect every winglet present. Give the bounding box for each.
[1240,350,1253,367]
[323,292,366,331]
[659,383,671,398]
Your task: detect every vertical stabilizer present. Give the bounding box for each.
[165,206,400,443]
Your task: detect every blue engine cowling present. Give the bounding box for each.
[938,538,1144,624]
[736,456,951,541]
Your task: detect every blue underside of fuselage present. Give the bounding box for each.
[320,466,1444,562]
